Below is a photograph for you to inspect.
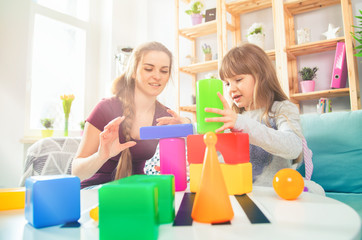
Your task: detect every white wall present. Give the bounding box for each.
[0,0,30,188]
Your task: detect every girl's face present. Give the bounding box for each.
[134,50,171,98]
[223,74,255,110]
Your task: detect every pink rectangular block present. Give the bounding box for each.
[159,138,187,191]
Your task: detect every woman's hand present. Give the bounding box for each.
[156,109,191,125]
[98,116,136,161]
[205,92,237,133]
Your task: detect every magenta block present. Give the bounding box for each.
[159,138,187,191]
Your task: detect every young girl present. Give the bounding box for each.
[205,43,323,193]
[72,41,189,188]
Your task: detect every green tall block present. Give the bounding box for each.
[196,78,224,134]
[127,175,175,224]
[99,183,158,240]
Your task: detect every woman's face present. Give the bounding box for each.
[134,50,171,98]
[223,74,255,110]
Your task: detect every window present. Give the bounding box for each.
[26,0,89,135]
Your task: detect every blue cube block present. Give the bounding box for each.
[140,124,193,140]
[25,175,80,228]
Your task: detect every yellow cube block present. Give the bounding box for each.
[0,187,25,211]
[190,163,252,195]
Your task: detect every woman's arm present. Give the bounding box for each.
[72,116,136,181]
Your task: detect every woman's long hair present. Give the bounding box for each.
[219,43,288,123]
[111,41,172,180]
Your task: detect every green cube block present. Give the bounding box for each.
[126,175,175,224]
[99,183,158,240]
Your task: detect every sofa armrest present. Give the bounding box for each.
[19,137,81,186]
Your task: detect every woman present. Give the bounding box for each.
[72,41,189,188]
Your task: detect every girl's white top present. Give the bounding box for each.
[232,100,303,186]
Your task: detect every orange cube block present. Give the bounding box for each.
[190,163,252,195]
[0,187,25,210]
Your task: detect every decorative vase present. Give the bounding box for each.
[300,80,315,93]
[191,13,203,25]
[297,28,311,44]
[41,129,54,138]
[204,53,212,61]
[247,33,265,49]
[64,117,69,136]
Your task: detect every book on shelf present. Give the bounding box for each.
[330,42,347,89]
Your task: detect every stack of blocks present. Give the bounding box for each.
[25,175,80,228]
[98,174,174,240]
[192,78,252,195]
[187,132,252,195]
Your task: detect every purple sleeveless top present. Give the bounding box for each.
[81,97,170,188]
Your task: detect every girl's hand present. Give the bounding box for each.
[156,109,191,125]
[205,92,237,133]
[98,116,136,161]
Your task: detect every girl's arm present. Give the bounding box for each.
[233,101,302,159]
[205,95,302,159]
[71,116,136,181]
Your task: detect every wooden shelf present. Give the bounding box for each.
[290,88,350,101]
[226,0,272,15]
[179,20,234,39]
[265,49,275,60]
[175,0,360,113]
[180,105,196,113]
[179,60,218,74]
[286,37,344,57]
[179,21,217,39]
[284,0,340,15]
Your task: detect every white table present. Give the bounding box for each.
[0,186,360,240]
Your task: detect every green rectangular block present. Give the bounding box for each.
[112,174,175,224]
[127,175,175,224]
[99,183,158,240]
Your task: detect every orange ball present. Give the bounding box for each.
[273,168,304,200]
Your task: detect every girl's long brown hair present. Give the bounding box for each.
[111,41,172,180]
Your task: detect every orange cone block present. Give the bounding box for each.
[191,132,234,223]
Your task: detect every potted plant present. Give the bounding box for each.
[40,118,54,138]
[247,23,265,49]
[351,9,362,57]
[185,1,205,26]
[202,43,212,61]
[299,67,318,93]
